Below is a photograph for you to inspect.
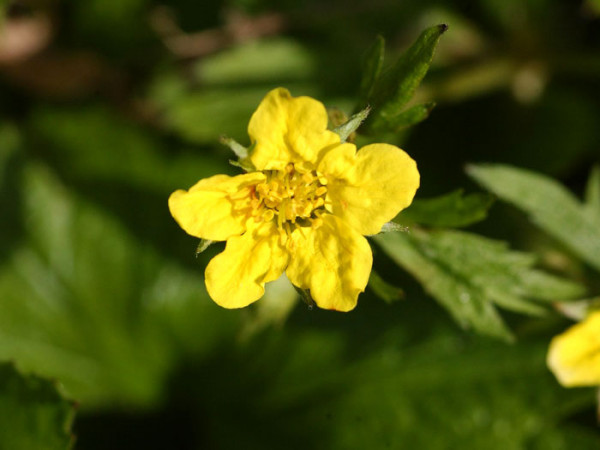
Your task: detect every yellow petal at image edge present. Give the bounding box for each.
[248,88,340,171]
[319,143,420,236]
[168,172,265,241]
[286,215,372,312]
[205,221,289,309]
[547,311,600,387]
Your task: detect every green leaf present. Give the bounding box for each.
[468,164,600,272]
[396,189,494,228]
[29,104,228,192]
[0,123,23,256]
[366,24,447,132]
[161,87,268,143]
[585,165,600,217]
[0,162,238,407]
[195,38,315,85]
[0,363,75,450]
[358,35,385,100]
[198,319,600,449]
[374,229,584,340]
[379,101,436,130]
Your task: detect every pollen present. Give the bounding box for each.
[252,163,328,231]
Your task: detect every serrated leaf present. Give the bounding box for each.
[374,229,584,340]
[468,164,600,272]
[359,35,385,100]
[396,189,494,228]
[0,363,75,450]
[366,24,447,132]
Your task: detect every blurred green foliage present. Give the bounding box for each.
[1,0,600,448]
[0,363,75,449]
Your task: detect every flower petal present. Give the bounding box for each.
[205,221,289,308]
[168,172,265,241]
[319,143,419,235]
[547,311,600,387]
[248,88,340,171]
[286,215,372,311]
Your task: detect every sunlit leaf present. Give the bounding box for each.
[468,164,600,272]
[374,229,584,340]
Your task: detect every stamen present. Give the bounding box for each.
[315,186,327,197]
[249,162,329,234]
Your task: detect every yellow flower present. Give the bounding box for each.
[168,88,419,311]
[547,311,600,387]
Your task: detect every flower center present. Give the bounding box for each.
[250,163,328,232]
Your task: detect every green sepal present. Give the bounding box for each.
[395,189,494,228]
[378,222,409,234]
[228,158,255,172]
[293,285,316,309]
[333,106,371,143]
[359,35,385,101]
[221,136,256,172]
[196,239,214,256]
[364,24,447,133]
[368,270,405,304]
[219,135,248,159]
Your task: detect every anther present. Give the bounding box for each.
[262,209,275,222]
[315,186,327,197]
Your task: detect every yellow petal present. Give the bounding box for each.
[205,221,289,308]
[318,143,419,235]
[286,215,372,311]
[168,172,265,241]
[547,311,600,387]
[248,88,340,171]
